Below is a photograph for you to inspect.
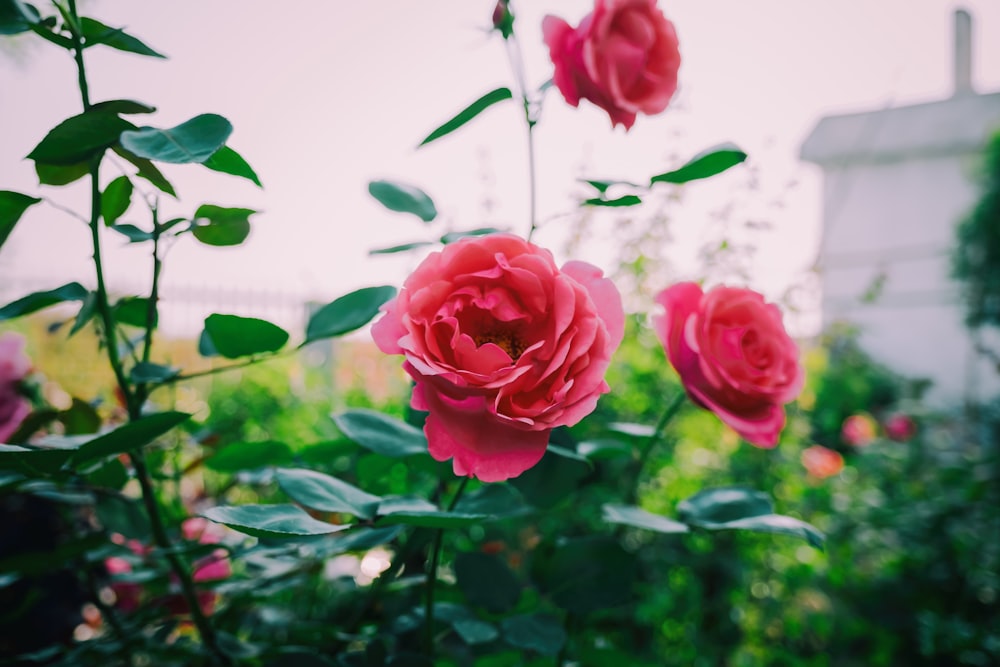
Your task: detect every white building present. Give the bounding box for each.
[801,10,1000,406]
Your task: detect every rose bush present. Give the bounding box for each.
[543,0,681,130]
[653,282,803,447]
[373,233,624,481]
[0,332,31,443]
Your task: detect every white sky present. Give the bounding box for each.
[2,0,1000,337]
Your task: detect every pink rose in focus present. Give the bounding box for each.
[884,413,917,442]
[373,234,624,482]
[0,332,31,443]
[652,283,804,447]
[801,445,844,479]
[543,0,680,130]
[841,413,877,447]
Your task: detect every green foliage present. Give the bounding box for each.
[0,190,41,251]
[120,113,233,163]
[201,313,289,358]
[304,286,397,343]
[418,87,513,147]
[650,142,748,185]
[368,179,438,222]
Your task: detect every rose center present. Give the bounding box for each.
[473,329,526,360]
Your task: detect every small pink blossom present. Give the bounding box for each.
[841,413,877,447]
[884,413,917,442]
[0,332,31,443]
[801,445,844,479]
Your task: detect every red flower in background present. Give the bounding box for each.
[884,413,917,442]
[543,0,680,130]
[373,234,624,482]
[841,413,877,447]
[801,445,844,479]
[653,283,803,447]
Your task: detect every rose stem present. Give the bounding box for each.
[423,475,471,656]
[501,6,539,241]
[628,391,688,503]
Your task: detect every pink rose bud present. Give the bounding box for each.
[492,0,513,39]
[373,234,624,482]
[543,0,681,130]
[801,445,844,479]
[884,413,917,442]
[841,413,877,447]
[652,283,804,447]
[0,332,31,443]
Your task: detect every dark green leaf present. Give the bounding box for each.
[202,145,262,187]
[85,457,128,490]
[455,552,521,612]
[440,227,504,244]
[601,503,689,534]
[510,444,590,509]
[276,468,381,519]
[79,17,165,58]
[0,534,105,575]
[110,223,153,243]
[368,180,437,222]
[28,21,73,48]
[453,618,499,645]
[190,204,255,246]
[677,487,772,525]
[58,398,101,435]
[119,114,232,164]
[129,362,179,384]
[68,292,97,336]
[0,444,73,477]
[576,438,631,460]
[201,504,348,539]
[453,484,528,517]
[375,495,436,514]
[69,411,191,467]
[582,194,643,207]
[376,508,490,529]
[419,87,513,147]
[501,613,566,656]
[533,536,635,614]
[304,285,396,343]
[332,409,427,457]
[0,190,41,252]
[27,111,134,165]
[112,145,176,197]
[579,178,641,194]
[206,441,293,473]
[650,142,747,185]
[263,649,339,667]
[368,241,434,256]
[712,513,825,549]
[90,99,156,115]
[0,0,40,35]
[101,175,132,226]
[323,525,403,554]
[202,313,289,358]
[0,283,88,321]
[198,329,218,357]
[114,296,155,328]
[36,162,89,186]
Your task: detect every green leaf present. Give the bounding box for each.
[606,421,656,438]
[276,468,381,519]
[650,142,747,185]
[455,552,521,613]
[206,441,293,473]
[101,175,132,226]
[202,314,289,359]
[0,0,40,35]
[114,296,156,328]
[0,444,73,477]
[711,513,826,549]
[0,191,41,252]
[58,398,101,435]
[368,241,435,256]
[201,504,348,539]
[332,409,428,458]
[601,503,689,534]
[190,204,255,246]
[677,487,772,525]
[418,87,513,147]
[36,162,89,186]
[579,178,641,194]
[501,613,566,656]
[453,618,500,646]
[68,411,191,467]
[375,508,490,529]
[129,362,179,384]
[576,438,631,460]
[582,194,643,208]
[120,114,233,164]
[533,536,635,614]
[112,146,176,197]
[90,99,156,115]
[304,285,396,343]
[0,534,106,575]
[79,17,165,58]
[510,444,590,509]
[110,223,153,243]
[0,283,88,321]
[27,111,135,165]
[368,180,437,222]
[202,145,262,187]
[85,457,128,490]
[440,227,504,244]
[453,484,528,517]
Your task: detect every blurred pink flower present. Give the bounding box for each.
[841,413,877,447]
[543,0,680,130]
[801,445,844,479]
[884,413,917,442]
[652,283,803,447]
[373,234,624,482]
[0,332,31,443]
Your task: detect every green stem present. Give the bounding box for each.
[628,391,687,503]
[423,476,471,656]
[503,29,539,241]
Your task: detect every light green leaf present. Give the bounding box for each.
[419,87,513,147]
[101,175,132,226]
[202,145,262,187]
[368,180,437,222]
[202,313,289,359]
[368,241,435,256]
[711,513,826,549]
[0,191,41,252]
[375,509,490,529]
[0,283,88,321]
[677,487,772,524]
[304,285,396,343]
[276,468,382,519]
[201,504,348,539]
[650,142,747,185]
[332,409,427,458]
[109,224,153,243]
[120,114,233,164]
[80,17,165,58]
[601,503,689,534]
[190,204,255,246]
[440,227,504,244]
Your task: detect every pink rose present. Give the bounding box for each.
[841,413,877,447]
[543,0,681,130]
[373,234,624,482]
[801,445,844,479]
[652,283,803,447]
[884,413,917,442]
[0,332,31,443]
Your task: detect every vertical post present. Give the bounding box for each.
[953,9,973,95]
